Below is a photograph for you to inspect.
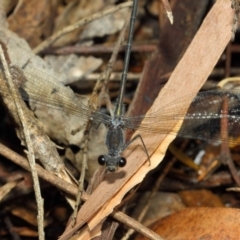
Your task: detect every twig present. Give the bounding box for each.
[81,72,141,82]
[0,142,164,240]
[72,129,89,225]
[220,96,240,186]
[0,142,82,198]
[0,47,44,239]
[112,210,164,240]
[46,43,157,55]
[33,1,133,54]
[217,80,240,185]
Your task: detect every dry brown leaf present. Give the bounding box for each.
[178,189,224,207]
[59,0,234,239]
[136,207,240,240]
[8,0,57,48]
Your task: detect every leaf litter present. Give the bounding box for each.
[0,0,240,239]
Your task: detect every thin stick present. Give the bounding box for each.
[0,142,82,198]
[0,47,45,240]
[220,96,240,186]
[112,210,164,240]
[72,131,89,225]
[47,43,157,55]
[33,1,133,54]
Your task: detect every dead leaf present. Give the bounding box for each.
[53,0,106,46]
[178,189,224,207]
[136,207,240,240]
[8,0,57,48]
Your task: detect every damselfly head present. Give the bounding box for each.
[98,155,126,172]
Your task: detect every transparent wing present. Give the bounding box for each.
[123,90,240,145]
[2,65,240,145]
[0,65,112,125]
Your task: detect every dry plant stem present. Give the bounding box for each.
[48,43,157,55]
[72,134,89,226]
[220,97,240,186]
[226,152,240,186]
[113,210,164,240]
[0,47,45,239]
[33,1,133,54]
[227,187,240,192]
[84,72,141,82]
[0,143,162,240]
[0,142,82,198]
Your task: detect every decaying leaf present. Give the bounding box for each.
[8,0,57,48]
[136,207,240,240]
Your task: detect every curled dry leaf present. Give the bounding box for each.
[59,0,233,239]
[135,207,240,240]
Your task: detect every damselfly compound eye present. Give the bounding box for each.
[98,155,106,166]
[119,157,127,167]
